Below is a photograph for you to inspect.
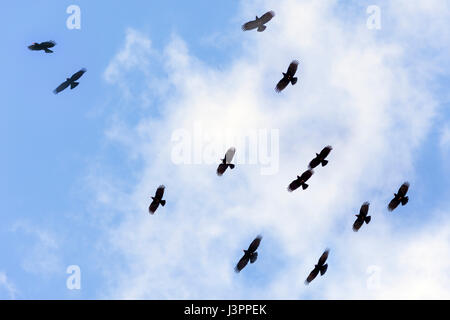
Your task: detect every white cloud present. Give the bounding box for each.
[92,0,450,299]
[0,272,17,299]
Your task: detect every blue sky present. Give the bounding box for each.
[1,0,449,299]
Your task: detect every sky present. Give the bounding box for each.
[0,0,449,299]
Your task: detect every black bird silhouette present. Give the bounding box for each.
[288,169,313,192]
[242,11,275,32]
[305,249,329,285]
[388,182,410,212]
[235,235,262,273]
[149,185,166,214]
[309,146,333,169]
[217,147,236,176]
[275,60,299,93]
[353,202,371,232]
[53,68,87,94]
[28,41,56,53]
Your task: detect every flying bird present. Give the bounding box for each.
[353,202,371,232]
[275,60,299,93]
[217,147,236,176]
[28,41,56,53]
[241,11,275,32]
[388,182,410,212]
[148,185,166,214]
[53,68,87,94]
[235,235,262,273]
[309,146,333,169]
[288,169,313,192]
[305,249,329,285]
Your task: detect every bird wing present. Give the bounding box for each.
[70,68,87,81]
[398,182,410,197]
[287,60,299,76]
[216,163,227,176]
[275,78,290,92]
[288,178,301,192]
[155,185,165,200]
[225,147,236,163]
[53,80,70,94]
[388,198,400,211]
[353,218,363,232]
[248,235,262,253]
[300,169,313,181]
[259,11,275,24]
[305,267,319,284]
[241,19,259,31]
[319,146,332,159]
[235,255,250,272]
[360,202,370,216]
[41,41,56,48]
[318,250,329,266]
[149,200,159,214]
[309,157,321,169]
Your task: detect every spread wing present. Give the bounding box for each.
[259,11,275,24]
[241,19,259,31]
[235,255,249,272]
[398,182,409,197]
[216,163,227,176]
[300,169,313,181]
[155,185,165,200]
[53,80,70,94]
[353,218,363,232]
[360,202,369,216]
[318,250,329,266]
[305,267,319,284]
[319,146,332,159]
[388,197,400,211]
[275,77,289,92]
[70,68,87,81]
[288,178,301,192]
[149,200,159,214]
[225,147,236,163]
[248,235,262,253]
[41,41,56,48]
[287,60,299,76]
[28,43,39,50]
[309,157,321,169]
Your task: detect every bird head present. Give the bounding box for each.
[243,249,248,254]
[316,153,319,156]
[151,196,155,200]
[297,175,301,179]
[282,72,286,76]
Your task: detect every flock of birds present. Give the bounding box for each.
[28,10,411,286]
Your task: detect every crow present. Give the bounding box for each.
[388,182,410,212]
[235,235,262,273]
[241,11,275,32]
[353,202,371,232]
[275,60,299,93]
[149,185,166,214]
[288,169,313,192]
[28,41,56,53]
[305,249,329,285]
[217,147,236,176]
[53,68,87,94]
[309,146,333,169]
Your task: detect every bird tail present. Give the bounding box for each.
[365,216,371,224]
[44,48,53,53]
[257,25,266,32]
[321,159,329,167]
[301,183,309,190]
[229,164,235,169]
[401,196,409,206]
[291,77,298,85]
[160,200,166,207]
[320,264,328,276]
[70,82,79,89]
[250,252,258,263]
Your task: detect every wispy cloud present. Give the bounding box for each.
[89,0,450,299]
[0,272,17,299]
